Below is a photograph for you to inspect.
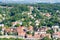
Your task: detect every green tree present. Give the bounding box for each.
[15,24,20,27]
[46,29,54,34]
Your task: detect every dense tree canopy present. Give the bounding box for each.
[0,3,60,28]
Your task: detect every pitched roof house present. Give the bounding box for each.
[38,27,49,32]
[16,26,26,36]
[53,32,60,38]
[26,34,32,38]
[28,26,33,31]
[45,13,51,17]
[33,34,40,38]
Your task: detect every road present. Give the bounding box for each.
[0,35,40,40]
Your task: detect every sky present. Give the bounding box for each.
[0,0,60,3]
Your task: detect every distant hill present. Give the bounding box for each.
[0,0,58,4]
[0,0,60,5]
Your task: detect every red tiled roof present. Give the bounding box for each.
[16,26,26,36]
[53,32,60,36]
[45,13,51,17]
[27,34,32,38]
[28,26,33,31]
[33,34,40,38]
[5,28,11,32]
[18,31,26,36]
[38,27,48,31]
[16,26,25,32]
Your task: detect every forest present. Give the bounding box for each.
[0,3,60,28]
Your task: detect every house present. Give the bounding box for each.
[5,28,11,33]
[28,26,33,31]
[0,24,4,27]
[38,27,49,32]
[0,14,2,17]
[3,27,11,35]
[12,21,19,27]
[45,13,51,17]
[34,14,36,17]
[45,34,51,39]
[27,12,32,15]
[40,33,51,39]
[35,20,40,26]
[28,6,34,11]
[21,18,25,21]
[18,31,26,37]
[3,14,6,16]
[16,26,26,37]
[29,21,32,24]
[5,27,15,33]
[26,34,32,38]
[1,27,6,35]
[2,17,5,20]
[52,25,59,32]
[52,25,59,29]
[19,22,23,25]
[56,10,60,13]
[34,32,51,39]
[2,27,6,31]
[3,27,17,35]
[53,32,60,39]
[33,33,40,38]
[29,15,34,19]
